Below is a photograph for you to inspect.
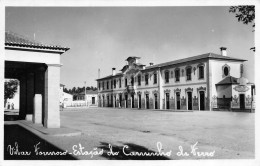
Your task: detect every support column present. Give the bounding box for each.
[44,64,61,128]
[158,68,164,109]
[33,70,44,124]
[26,73,34,121]
[19,74,27,120]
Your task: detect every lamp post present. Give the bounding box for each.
[84,81,87,107]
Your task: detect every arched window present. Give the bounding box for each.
[131,76,134,86]
[186,67,192,81]
[154,73,157,84]
[119,79,121,88]
[198,65,204,79]
[145,74,149,85]
[125,78,128,87]
[224,67,229,76]
[175,68,180,82]
[165,70,169,83]
[138,75,141,86]
[114,80,116,88]
[222,64,230,77]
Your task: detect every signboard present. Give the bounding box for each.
[234,85,249,92]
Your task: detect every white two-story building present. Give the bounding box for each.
[96,47,254,112]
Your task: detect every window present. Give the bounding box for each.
[98,82,100,90]
[102,82,104,89]
[131,76,134,86]
[145,74,149,85]
[107,81,109,89]
[125,78,127,87]
[224,67,229,76]
[154,73,157,84]
[114,80,116,88]
[111,80,113,89]
[186,67,192,80]
[175,69,180,82]
[138,75,141,86]
[165,70,169,83]
[199,66,204,79]
[119,79,121,88]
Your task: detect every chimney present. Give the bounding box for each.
[220,47,227,56]
[150,63,154,66]
[112,68,116,76]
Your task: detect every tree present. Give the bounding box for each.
[4,79,19,107]
[229,6,255,52]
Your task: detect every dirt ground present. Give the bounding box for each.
[4,108,255,160]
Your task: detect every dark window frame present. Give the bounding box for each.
[165,70,169,83]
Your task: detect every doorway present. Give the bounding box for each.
[199,91,205,110]
[187,92,192,110]
[146,94,149,109]
[240,94,245,109]
[154,94,158,109]
[119,94,122,108]
[131,94,134,108]
[138,94,141,109]
[125,95,128,108]
[92,97,95,105]
[166,93,170,109]
[176,92,180,110]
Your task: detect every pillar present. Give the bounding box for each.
[158,68,164,109]
[34,70,45,124]
[26,73,34,121]
[44,64,61,128]
[19,74,27,119]
[33,94,42,124]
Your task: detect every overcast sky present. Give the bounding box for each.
[5,7,255,89]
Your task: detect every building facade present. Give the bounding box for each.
[96,47,254,111]
[4,31,69,128]
[71,90,98,107]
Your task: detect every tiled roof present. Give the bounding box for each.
[96,73,123,81]
[5,31,70,52]
[216,76,239,85]
[97,53,247,81]
[145,53,246,70]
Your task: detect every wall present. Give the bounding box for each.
[5,49,60,64]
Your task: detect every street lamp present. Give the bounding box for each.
[84,81,87,107]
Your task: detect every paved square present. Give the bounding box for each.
[46,108,255,159]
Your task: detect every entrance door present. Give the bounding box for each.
[125,95,128,108]
[119,94,122,108]
[146,94,149,109]
[107,96,109,107]
[114,96,116,107]
[138,94,141,109]
[240,94,245,109]
[131,94,134,108]
[199,91,205,110]
[92,97,95,105]
[176,92,180,110]
[154,94,158,109]
[187,92,192,110]
[166,93,170,109]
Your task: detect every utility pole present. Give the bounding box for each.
[84,81,87,107]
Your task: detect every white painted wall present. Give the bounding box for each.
[5,49,60,64]
[210,60,243,97]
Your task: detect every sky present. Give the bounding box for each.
[5,6,255,89]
